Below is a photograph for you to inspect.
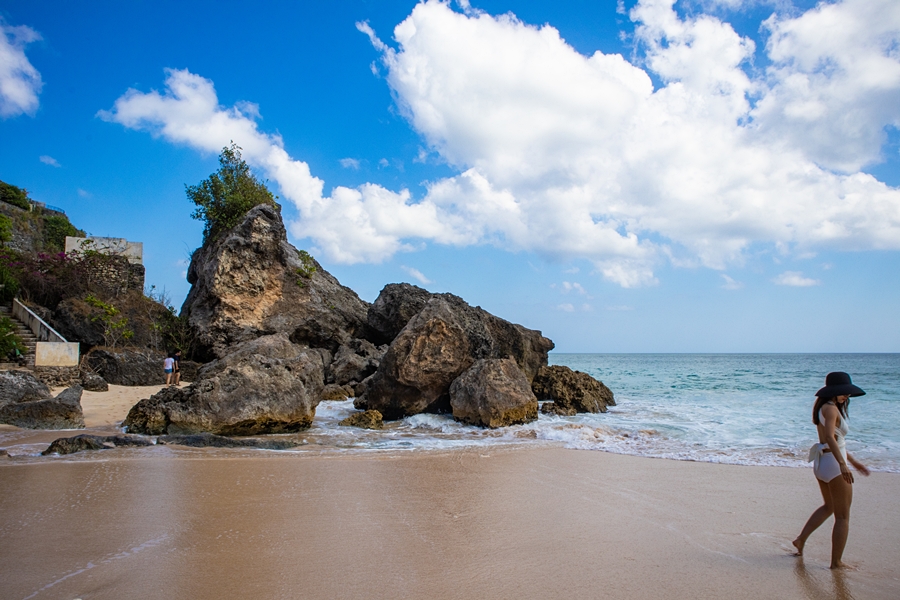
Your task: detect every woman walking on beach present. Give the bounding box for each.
[793,372,869,569]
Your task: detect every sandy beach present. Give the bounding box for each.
[0,384,897,600]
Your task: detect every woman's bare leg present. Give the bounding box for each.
[793,478,833,555]
[827,475,853,569]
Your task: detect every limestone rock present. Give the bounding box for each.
[84,348,166,386]
[358,292,554,420]
[42,434,152,455]
[327,338,385,385]
[321,383,351,400]
[123,334,325,436]
[80,371,109,392]
[450,358,538,428]
[181,204,371,359]
[0,385,85,429]
[531,365,615,413]
[367,282,435,344]
[0,370,51,406]
[157,432,303,450]
[540,402,577,417]
[339,409,383,430]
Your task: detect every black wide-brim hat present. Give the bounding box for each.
[815,371,866,398]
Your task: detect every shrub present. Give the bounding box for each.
[42,214,83,252]
[0,214,11,245]
[0,181,30,210]
[0,263,18,303]
[0,316,27,358]
[84,293,134,347]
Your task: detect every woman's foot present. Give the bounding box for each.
[792,539,804,556]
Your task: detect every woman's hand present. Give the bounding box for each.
[849,455,870,477]
[840,462,854,484]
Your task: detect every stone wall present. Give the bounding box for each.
[33,366,80,388]
[86,256,146,296]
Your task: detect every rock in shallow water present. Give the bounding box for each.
[531,365,615,413]
[157,432,303,450]
[42,433,152,455]
[450,358,538,428]
[339,410,383,430]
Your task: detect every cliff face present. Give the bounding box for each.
[181,204,372,360]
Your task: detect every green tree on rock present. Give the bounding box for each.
[186,143,278,242]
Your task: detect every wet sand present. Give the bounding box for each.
[1,447,898,600]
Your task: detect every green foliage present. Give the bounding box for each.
[186,143,278,242]
[145,285,195,355]
[0,180,31,210]
[0,316,27,358]
[42,214,82,252]
[84,293,134,347]
[295,249,316,287]
[0,214,11,245]
[0,263,18,303]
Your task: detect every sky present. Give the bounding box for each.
[1,0,899,353]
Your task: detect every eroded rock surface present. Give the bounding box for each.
[42,434,152,455]
[450,358,538,428]
[327,338,385,386]
[80,371,109,392]
[0,385,85,429]
[157,432,302,450]
[84,348,166,386]
[531,365,615,413]
[123,334,325,436]
[181,204,371,359]
[0,370,51,405]
[339,410,383,430]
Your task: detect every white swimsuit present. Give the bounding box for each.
[808,404,849,483]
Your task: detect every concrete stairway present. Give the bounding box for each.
[0,302,37,369]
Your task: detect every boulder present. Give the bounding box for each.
[84,348,166,386]
[531,365,615,413]
[327,338,385,385]
[367,283,435,344]
[540,402,577,417]
[358,292,554,420]
[0,385,85,429]
[0,370,52,406]
[157,432,303,450]
[180,204,372,359]
[321,383,351,401]
[123,334,325,436]
[339,410,383,430]
[50,297,106,348]
[450,358,538,428]
[42,434,152,455]
[80,371,109,392]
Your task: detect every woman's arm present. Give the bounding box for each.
[820,403,854,484]
[848,453,870,476]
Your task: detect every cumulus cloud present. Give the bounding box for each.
[0,19,42,118]
[39,155,59,167]
[102,0,900,287]
[773,271,820,287]
[339,158,360,169]
[401,265,432,285]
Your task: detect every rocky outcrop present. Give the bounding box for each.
[80,371,109,392]
[157,432,302,450]
[50,297,106,348]
[327,338,385,386]
[0,385,85,429]
[84,348,166,386]
[42,434,152,455]
[181,204,371,359]
[123,334,325,436]
[367,283,435,344]
[321,383,353,400]
[0,370,51,405]
[449,358,538,428]
[532,365,615,413]
[339,410,383,429]
[357,291,554,420]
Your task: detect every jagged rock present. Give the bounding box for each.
[84,348,166,386]
[0,385,85,429]
[42,434,152,455]
[181,204,372,359]
[50,297,106,347]
[321,383,351,400]
[327,338,385,385]
[80,371,109,392]
[0,370,51,406]
[540,402,577,417]
[531,365,615,413]
[177,360,201,383]
[123,334,325,436]
[156,432,303,450]
[358,293,554,420]
[352,374,375,399]
[339,410,383,430]
[450,358,538,428]
[367,283,435,344]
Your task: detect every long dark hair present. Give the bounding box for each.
[813,396,849,425]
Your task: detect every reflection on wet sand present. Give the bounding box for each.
[794,558,857,600]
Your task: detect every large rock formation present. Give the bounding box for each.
[84,348,167,386]
[532,365,615,414]
[327,338,386,386]
[357,291,554,420]
[367,283,435,344]
[450,358,538,428]
[123,334,325,435]
[0,370,51,405]
[0,385,85,429]
[181,204,371,359]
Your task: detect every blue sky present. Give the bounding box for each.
[1,0,898,352]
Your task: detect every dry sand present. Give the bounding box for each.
[1,385,898,599]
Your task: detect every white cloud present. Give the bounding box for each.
[102,0,900,288]
[721,274,743,290]
[605,305,634,311]
[340,158,360,169]
[401,265,432,285]
[557,303,575,312]
[77,188,91,198]
[773,271,820,287]
[0,19,42,118]
[39,155,60,167]
[581,303,593,312]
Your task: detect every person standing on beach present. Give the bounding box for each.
[173,349,182,386]
[793,372,869,569]
[164,354,175,386]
